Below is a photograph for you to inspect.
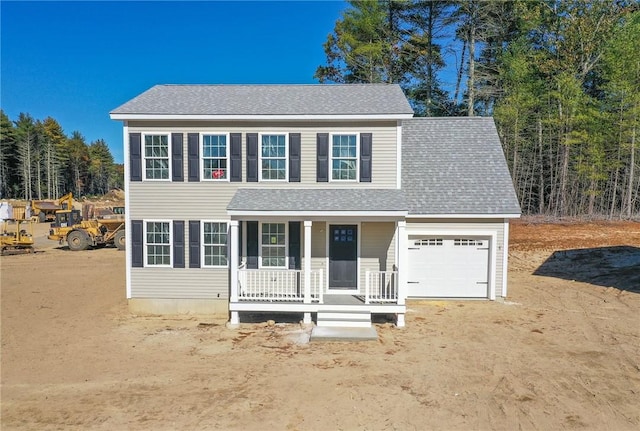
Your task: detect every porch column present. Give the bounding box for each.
[303,221,312,324]
[396,220,407,328]
[229,220,240,325]
[396,221,408,305]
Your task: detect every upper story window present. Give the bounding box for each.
[260,134,287,181]
[202,221,228,267]
[261,222,286,268]
[145,221,171,266]
[144,134,170,180]
[202,134,228,180]
[331,134,358,181]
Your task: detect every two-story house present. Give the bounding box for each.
[110,84,520,329]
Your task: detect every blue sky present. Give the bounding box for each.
[1,1,348,164]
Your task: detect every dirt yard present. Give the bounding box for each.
[2,219,639,430]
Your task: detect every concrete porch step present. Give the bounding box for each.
[310,325,378,342]
[316,310,372,328]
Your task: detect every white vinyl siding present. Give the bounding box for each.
[360,222,396,291]
[128,120,398,188]
[130,269,229,299]
[126,121,399,299]
[143,134,170,180]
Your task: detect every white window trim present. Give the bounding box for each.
[258,132,289,182]
[200,133,230,182]
[258,221,288,269]
[329,132,359,182]
[143,219,173,268]
[142,133,172,181]
[201,220,229,268]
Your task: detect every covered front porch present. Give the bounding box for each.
[226,189,409,328]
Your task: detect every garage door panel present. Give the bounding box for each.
[407,237,489,298]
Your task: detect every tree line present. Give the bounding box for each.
[316,0,640,218]
[0,110,123,201]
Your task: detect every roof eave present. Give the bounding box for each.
[109,113,414,121]
[406,213,521,219]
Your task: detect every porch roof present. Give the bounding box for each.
[227,188,407,217]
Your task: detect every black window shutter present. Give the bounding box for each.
[130,133,142,182]
[246,221,258,269]
[189,220,200,268]
[131,220,143,267]
[230,133,242,182]
[246,133,258,182]
[288,221,301,270]
[188,133,199,182]
[171,133,184,182]
[360,133,372,182]
[173,220,185,268]
[289,133,301,182]
[316,133,329,182]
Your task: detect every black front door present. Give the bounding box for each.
[329,225,358,289]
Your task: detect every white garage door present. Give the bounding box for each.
[407,237,490,298]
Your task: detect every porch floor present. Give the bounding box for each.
[310,325,378,342]
[322,294,366,306]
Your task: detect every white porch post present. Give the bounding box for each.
[229,220,240,326]
[396,220,407,328]
[303,220,312,324]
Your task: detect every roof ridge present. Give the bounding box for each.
[155,83,400,87]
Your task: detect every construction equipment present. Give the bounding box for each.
[47,193,126,251]
[31,192,74,223]
[1,219,34,255]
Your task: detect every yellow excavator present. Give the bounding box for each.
[47,193,126,251]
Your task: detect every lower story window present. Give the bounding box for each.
[203,222,228,267]
[146,221,170,266]
[261,223,285,267]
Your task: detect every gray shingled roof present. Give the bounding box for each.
[111,84,414,116]
[402,117,521,215]
[227,189,407,213]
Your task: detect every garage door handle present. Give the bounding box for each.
[408,247,420,250]
[408,281,419,284]
[476,281,488,284]
[477,247,489,250]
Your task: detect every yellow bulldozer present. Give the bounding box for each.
[1,219,34,255]
[47,193,126,251]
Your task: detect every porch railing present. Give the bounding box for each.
[365,270,398,304]
[238,268,324,303]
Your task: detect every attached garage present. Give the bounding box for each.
[407,236,491,298]
[401,118,522,301]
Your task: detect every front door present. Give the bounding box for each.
[329,225,358,289]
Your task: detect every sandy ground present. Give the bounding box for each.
[1,219,639,430]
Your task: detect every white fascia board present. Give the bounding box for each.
[109,113,414,121]
[227,210,407,218]
[406,213,521,219]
